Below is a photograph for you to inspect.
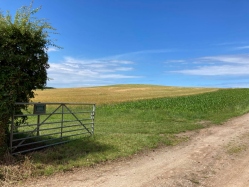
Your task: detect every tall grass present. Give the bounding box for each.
[1,86,249,185]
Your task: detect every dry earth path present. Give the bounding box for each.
[11,113,249,187]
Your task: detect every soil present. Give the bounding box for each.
[8,113,249,187]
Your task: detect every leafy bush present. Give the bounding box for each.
[0,4,58,157]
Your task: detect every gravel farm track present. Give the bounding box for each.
[7,112,249,187]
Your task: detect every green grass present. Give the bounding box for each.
[2,87,249,183]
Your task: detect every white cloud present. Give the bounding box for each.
[47,47,59,53]
[234,46,249,50]
[230,83,249,88]
[109,60,134,64]
[112,49,174,59]
[131,49,174,54]
[170,54,249,76]
[47,57,141,87]
[165,60,186,63]
[199,54,249,64]
[175,65,249,76]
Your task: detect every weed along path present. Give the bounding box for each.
[16,113,249,187]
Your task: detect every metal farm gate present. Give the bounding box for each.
[10,102,95,155]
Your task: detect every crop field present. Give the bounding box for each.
[2,85,249,183]
[33,84,218,104]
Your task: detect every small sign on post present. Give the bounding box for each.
[33,103,46,136]
[33,103,46,114]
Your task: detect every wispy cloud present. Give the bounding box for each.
[47,57,141,87]
[234,46,249,50]
[199,54,249,64]
[165,60,186,63]
[47,47,59,53]
[170,54,249,76]
[112,49,174,59]
[213,41,248,46]
[213,42,249,52]
[130,49,174,54]
[229,83,249,88]
[214,42,242,46]
[175,65,249,76]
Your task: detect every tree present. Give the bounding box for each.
[0,3,58,156]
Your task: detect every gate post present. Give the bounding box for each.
[10,112,14,154]
[61,104,64,138]
[37,115,40,136]
[91,104,96,135]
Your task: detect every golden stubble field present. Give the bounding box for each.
[33,84,218,104]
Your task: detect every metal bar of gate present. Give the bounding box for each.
[61,104,64,138]
[63,104,92,134]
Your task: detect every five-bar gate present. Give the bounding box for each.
[10,102,95,155]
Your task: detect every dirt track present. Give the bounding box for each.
[15,113,249,187]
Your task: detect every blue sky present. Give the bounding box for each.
[1,0,249,88]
